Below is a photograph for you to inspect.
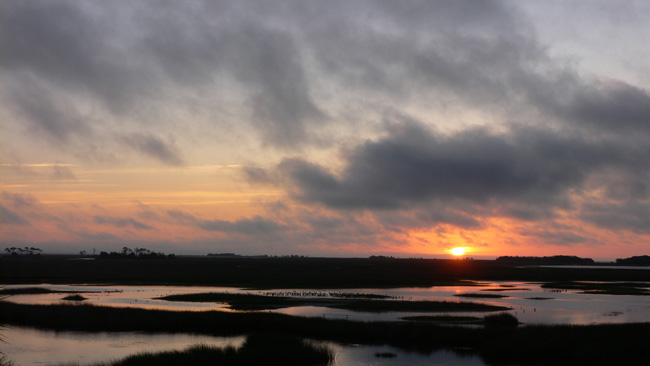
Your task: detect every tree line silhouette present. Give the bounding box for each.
[98,247,175,259]
[4,247,42,256]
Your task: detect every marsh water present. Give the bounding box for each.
[2,326,485,366]
[5,281,650,324]
[3,281,650,365]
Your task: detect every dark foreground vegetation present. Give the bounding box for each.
[455,293,508,299]
[401,312,519,327]
[62,334,332,366]
[0,287,72,295]
[158,292,509,312]
[2,302,649,365]
[3,255,650,288]
[61,294,87,301]
[541,281,650,295]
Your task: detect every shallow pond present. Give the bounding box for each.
[2,326,485,366]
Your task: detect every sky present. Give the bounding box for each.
[2,0,650,260]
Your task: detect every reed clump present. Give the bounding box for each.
[92,334,333,366]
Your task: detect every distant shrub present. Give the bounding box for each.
[615,255,650,266]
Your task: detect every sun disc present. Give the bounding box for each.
[451,247,466,256]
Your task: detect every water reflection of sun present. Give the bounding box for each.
[450,247,467,256]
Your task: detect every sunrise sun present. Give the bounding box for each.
[450,247,467,256]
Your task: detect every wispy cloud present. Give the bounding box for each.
[120,133,185,166]
[93,215,154,230]
[0,204,30,225]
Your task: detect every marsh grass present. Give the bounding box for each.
[0,287,65,295]
[0,287,95,295]
[330,299,508,312]
[0,356,15,366]
[401,313,519,327]
[2,302,650,365]
[455,293,508,299]
[541,281,650,295]
[483,312,519,327]
[479,287,530,292]
[6,256,650,289]
[62,294,87,301]
[159,292,510,312]
[400,315,484,324]
[55,335,333,366]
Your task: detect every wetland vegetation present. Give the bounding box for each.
[541,281,650,295]
[454,293,508,299]
[53,334,333,366]
[2,302,650,365]
[2,255,650,365]
[158,292,509,312]
[4,255,650,288]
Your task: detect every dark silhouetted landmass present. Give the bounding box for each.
[616,255,650,266]
[4,256,650,288]
[207,253,241,257]
[495,255,595,265]
[0,287,96,296]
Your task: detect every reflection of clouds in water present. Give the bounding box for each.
[1,326,245,366]
[4,282,650,325]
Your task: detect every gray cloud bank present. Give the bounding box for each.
[2,0,649,250]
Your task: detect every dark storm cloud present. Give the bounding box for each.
[93,215,154,230]
[415,209,483,229]
[120,133,184,166]
[565,81,650,133]
[4,81,92,143]
[5,0,645,153]
[230,28,325,147]
[0,204,30,225]
[581,201,650,234]
[141,5,326,146]
[522,228,590,246]
[0,0,148,114]
[1,0,324,149]
[142,14,325,147]
[273,122,650,227]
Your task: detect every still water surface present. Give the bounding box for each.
[3,281,650,365]
[2,326,485,366]
[5,281,650,324]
